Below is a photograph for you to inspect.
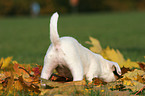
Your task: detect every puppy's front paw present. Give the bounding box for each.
[41,83,46,88]
[40,78,47,88]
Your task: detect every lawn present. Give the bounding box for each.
[0,11,145,65]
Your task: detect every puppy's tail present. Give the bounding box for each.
[50,12,60,46]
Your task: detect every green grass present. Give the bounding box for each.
[0,11,145,65]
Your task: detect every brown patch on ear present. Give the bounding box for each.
[112,65,116,71]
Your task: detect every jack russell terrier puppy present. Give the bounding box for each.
[41,12,121,86]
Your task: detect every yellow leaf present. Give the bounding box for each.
[1,57,13,69]
[121,59,139,68]
[125,81,144,92]
[123,80,134,86]
[102,46,139,68]
[29,92,34,96]
[101,90,104,92]
[123,69,145,81]
[102,46,125,65]
[137,73,143,83]
[12,60,18,64]
[86,36,102,53]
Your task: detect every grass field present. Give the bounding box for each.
[0,11,145,65]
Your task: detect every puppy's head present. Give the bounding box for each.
[101,61,121,82]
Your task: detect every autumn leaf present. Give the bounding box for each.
[137,74,144,83]
[92,78,107,86]
[121,59,139,69]
[1,57,13,69]
[4,69,14,96]
[31,65,42,76]
[0,57,42,95]
[13,80,23,91]
[125,81,144,92]
[138,62,145,71]
[122,69,145,81]
[121,66,131,75]
[86,37,102,53]
[102,46,125,64]
[18,76,41,93]
[119,69,145,92]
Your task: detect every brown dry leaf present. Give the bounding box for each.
[92,78,107,85]
[0,57,42,95]
[18,76,41,93]
[138,62,145,71]
[121,66,131,75]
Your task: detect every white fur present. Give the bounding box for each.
[41,12,121,86]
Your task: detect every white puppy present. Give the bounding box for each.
[41,12,121,86]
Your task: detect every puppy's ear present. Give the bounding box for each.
[109,61,121,76]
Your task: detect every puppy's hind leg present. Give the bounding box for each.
[65,58,84,81]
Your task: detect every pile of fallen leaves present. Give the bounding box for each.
[0,57,42,95]
[86,37,145,94]
[0,37,145,95]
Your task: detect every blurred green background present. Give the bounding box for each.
[0,0,145,64]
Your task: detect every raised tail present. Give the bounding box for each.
[50,12,60,46]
